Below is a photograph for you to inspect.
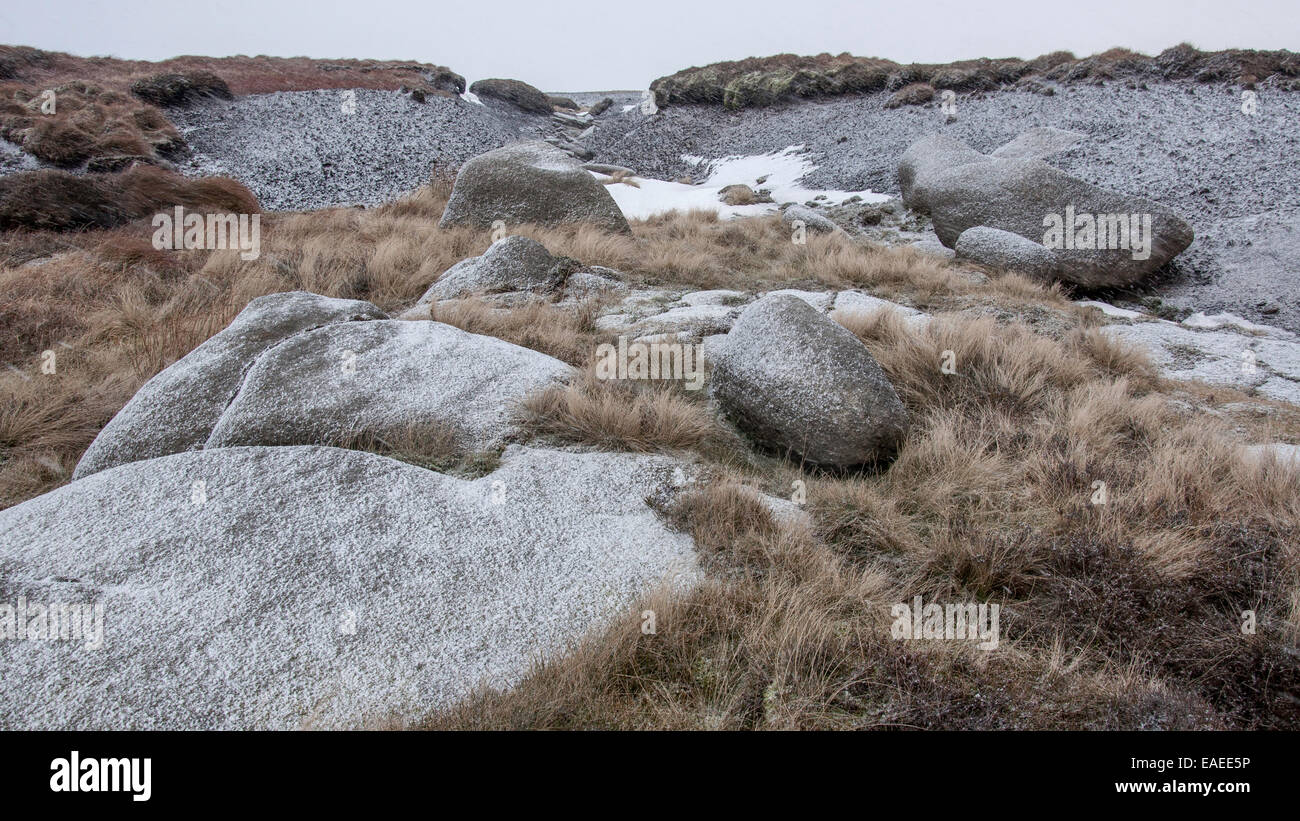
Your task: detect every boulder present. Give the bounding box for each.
[468,78,553,115]
[438,141,631,234]
[782,204,839,235]
[73,292,386,479]
[0,444,699,729]
[898,134,1193,287]
[417,235,562,303]
[955,225,1059,280]
[990,126,1085,160]
[709,295,908,466]
[205,320,572,452]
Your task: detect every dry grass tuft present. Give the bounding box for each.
[517,369,738,457]
[1,80,183,166]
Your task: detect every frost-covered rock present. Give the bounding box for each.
[1103,319,1300,405]
[955,225,1058,280]
[990,126,1085,160]
[73,292,386,479]
[632,304,739,338]
[710,295,908,466]
[832,291,930,327]
[764,288,834,312]
[0,444,699,729]
[680,289,746,307]
[898,133,1193,287]
[561,267,628,300]
[206,320,571,451]
[781,204,839,235]
[438,141,630,234]
[417,235,562,303]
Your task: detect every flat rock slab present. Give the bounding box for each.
[206,320,572,452]
[0,445,699,729]
[1103,319,1300,404]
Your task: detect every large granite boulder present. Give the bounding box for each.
[438,141,631,234]
[899,134,1193,287]
[0,444,699,729]
[205,319,571,451]
[73,292,386,479]
[709,294,908,466]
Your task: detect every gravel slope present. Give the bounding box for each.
[168,88,521,211]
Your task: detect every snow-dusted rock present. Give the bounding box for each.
[680,289,746,307]
[563,267,628,299]
[73,292,387,479]
[0,444,699,729]
[990,127,1085,160]
[763,289,834,312]
[832,291,931,327]
[1103,319,1300,404]
[629,304,738,338]
[955,225,1058,280]
[781,204,839,235]
[899,133,1193,287]
[438,141,630,234]
[709,295,907,467]
[1075,300,1146,320]
[206,320,571,452]
[418,235,562,303]
[1243,442,1300,469]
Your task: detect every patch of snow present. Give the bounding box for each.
[1076,300,1146,320]
[596,145,891,220]
[1183,311,1295,339]
[460,91,483,105]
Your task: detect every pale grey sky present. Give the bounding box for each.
[1,0,1294,91]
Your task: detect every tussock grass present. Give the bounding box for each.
[517,369,739,457]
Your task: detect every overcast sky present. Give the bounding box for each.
[1,0,1294,91]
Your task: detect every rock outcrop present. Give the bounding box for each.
[0,444,699,729]
[438,141,631,234]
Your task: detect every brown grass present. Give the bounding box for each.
[517,369,740,458]
[0,165,259,231]
[1,79,184,166]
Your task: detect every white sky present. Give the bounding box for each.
[1,0,1295,91]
